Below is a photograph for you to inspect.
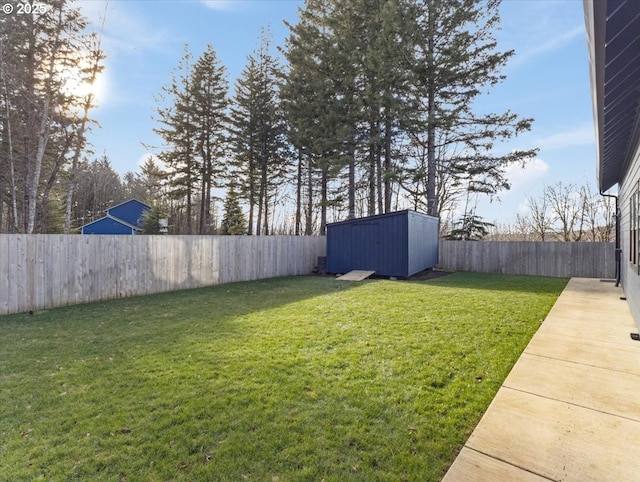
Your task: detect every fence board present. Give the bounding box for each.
[439,241,616,279]
[0,236,8,314]
[0,235,326,316]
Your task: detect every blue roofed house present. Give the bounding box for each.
[81,199,150,235]
[585,0,640,331]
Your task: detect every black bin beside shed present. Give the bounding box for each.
[326,210,439,278]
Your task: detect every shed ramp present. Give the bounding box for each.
[336,270,375,281]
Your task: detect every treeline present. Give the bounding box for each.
[1,0,536,235]
[0,0,105,233]
[494,181,616,242]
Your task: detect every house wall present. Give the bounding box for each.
[82,217,134,235]
[618,137,640,331]
[108,200,149,227]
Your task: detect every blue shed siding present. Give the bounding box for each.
[407,211,439,276]
[81,217,135,235]
[326,210,439,277]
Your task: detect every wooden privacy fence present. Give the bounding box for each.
[0,235,326,316]
[439,240,616,279]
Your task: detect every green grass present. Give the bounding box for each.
[0,272,567,481]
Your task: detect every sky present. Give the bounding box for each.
[76,0,597,227]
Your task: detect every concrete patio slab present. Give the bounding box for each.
[443,447,550,482]
[535,314,636,346]
[524,332,639,374]
[442,278,640,482]
[464,388,640,482]
[504,353,640,420]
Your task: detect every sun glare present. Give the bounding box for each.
[59,60,108,110]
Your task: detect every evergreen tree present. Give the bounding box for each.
[446,211,494,240]
[0,0,104,233]
[230,29,287,235]
[404,0,537,217]
[153,45,228,234]
[281,0,356,234]
[282,0,536,226]
[153,46,198,234]
[142,205,169,234]
[190,45,229,234]
[136,156,166,204]
[339,0,414,215]
[220,182,247,235]
[70,155,124,226]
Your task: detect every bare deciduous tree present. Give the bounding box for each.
[493,181,615,242]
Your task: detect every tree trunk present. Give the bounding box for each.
[426,8,438,218]
[368,121,376,216]
[348,144,355,219]
[37,131,73,232]
[384,117,392,213]
[260,139,268,235]
[247,135,255,235]
[186,158,193,235]
[2,85,19,232]
[295,148,302,234]
[64,99,93,234]
[376,140,383,215]
[320,167,328,235]
[27,94,52,233]
[305,155,313,235]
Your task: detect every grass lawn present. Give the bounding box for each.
[0,272,567,481]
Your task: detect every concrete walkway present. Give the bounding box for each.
[442,278,640,482]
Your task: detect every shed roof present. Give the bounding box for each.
[326,209,437,228]
[585,0,640,192]
[105,198,150,213]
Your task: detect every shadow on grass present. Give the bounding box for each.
[0,272,567,481]
[0,275,360,357]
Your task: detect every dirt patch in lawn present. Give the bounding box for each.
[313,267,454,281]
[407,268,454,281]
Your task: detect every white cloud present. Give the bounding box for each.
[77,1,175,55]
[200,0,243,12]
[516,200,529,214]
[536,125,595,151]
[510,25,584,68]
[505,158,549,189]
[137,153,165,170]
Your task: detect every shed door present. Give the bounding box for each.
[350,223,381,271]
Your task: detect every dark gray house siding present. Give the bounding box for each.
[618,142,640,329]
[585,0,640,330]
[326,210,439,278]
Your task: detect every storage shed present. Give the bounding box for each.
[326,210,439,278]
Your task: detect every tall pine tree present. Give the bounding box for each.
[230,30,287,235]
[153,46,198,234]
[153,45,228,234]
[190,45,228,234]
[282,0,357,234]
[220,181,247,235]
[404,0,537,216]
